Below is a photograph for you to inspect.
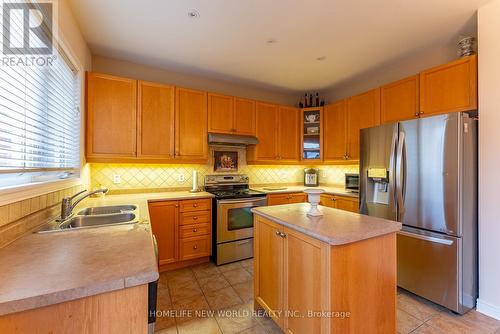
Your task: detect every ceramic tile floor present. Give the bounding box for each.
[155,259,500,334]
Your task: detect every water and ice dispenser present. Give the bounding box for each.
[365,168,390,205]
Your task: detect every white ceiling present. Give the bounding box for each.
[69,0,485,92]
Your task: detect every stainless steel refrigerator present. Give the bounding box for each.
[360,112,477,314]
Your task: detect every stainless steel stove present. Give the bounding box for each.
[204,174,267,265]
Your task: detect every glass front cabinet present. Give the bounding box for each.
[300,107,323,162]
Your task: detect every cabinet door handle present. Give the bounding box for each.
[193,203,198,208]
[275,231,281,236]
[193,216,198,220]
[175,204,179,208]
[193,228,198,232]
[419,111,424,115]
[193,244,198,250]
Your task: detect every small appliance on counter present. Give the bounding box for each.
[345,173,360,193]
[304,168,319,187]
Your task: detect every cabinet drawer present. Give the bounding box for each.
[180,210,210,225]
[179,199,211,212]
[180,236,211,260]
[180,222,210,238]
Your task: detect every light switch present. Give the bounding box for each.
[177,174,185,183]
[113,174,121,184]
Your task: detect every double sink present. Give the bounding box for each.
[37,204,138,233]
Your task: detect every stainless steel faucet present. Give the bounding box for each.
[59,188,109,221]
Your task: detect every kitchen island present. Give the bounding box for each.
[252,203,401,334]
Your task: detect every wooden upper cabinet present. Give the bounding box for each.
[175,87,208,161]
[278,106,300,162]
[86,72,137,159]
[248,102,278,161]
[207,93,234,134]
[381,75,419,124]
[148,201,179,265]
[420,55,477,116]
[324,100,348,161]
[234,98,256,136]
[208,95,256,136]
[137,81,175,159]
[346,88,381,160]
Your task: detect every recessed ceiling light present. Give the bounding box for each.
[187,10,200,19]
[266,39,277,45]
[316,56,327,61]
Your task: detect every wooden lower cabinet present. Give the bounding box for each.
[255,216,329,332]
[148,201,179,265]
[254,215,397,334]
[267,192,307,206]
[320,194,359,213]
[0,285,148,334]
[254,217,284,327]
[283,226,331,333]
[148,198,212,271]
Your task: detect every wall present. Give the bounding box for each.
[89,147,358,191]
[92,55,298,106]
[320,23,477,102]
[476,0,500,320]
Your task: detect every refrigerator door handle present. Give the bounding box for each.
[396,131,406,218]
[390,126,399,213]
[398,230,454,246]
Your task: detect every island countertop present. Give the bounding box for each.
[252,203,401,245]
[0,191,214,316]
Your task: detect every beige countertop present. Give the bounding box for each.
[252,203,401,246]
[251,185,359,198]
[0,191,213,316]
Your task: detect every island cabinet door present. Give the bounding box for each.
[148,201,179,265]
[254,216,284,329]
[283,227,331,334]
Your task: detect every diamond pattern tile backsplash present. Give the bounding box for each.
[89,147,359,190]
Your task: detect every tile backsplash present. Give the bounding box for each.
[90,161,359,191]
[0,185,85,247]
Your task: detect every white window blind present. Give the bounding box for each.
[0,2,80,188]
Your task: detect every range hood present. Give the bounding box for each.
[208,133,259,146]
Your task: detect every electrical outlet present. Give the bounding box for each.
[113,174,121,184]
[322,171,327,178]
[177,174,185,183]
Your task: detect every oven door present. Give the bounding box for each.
[217,197,267,243]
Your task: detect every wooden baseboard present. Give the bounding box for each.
[159,256,210,272]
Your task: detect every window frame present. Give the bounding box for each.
[0,27,86,206]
